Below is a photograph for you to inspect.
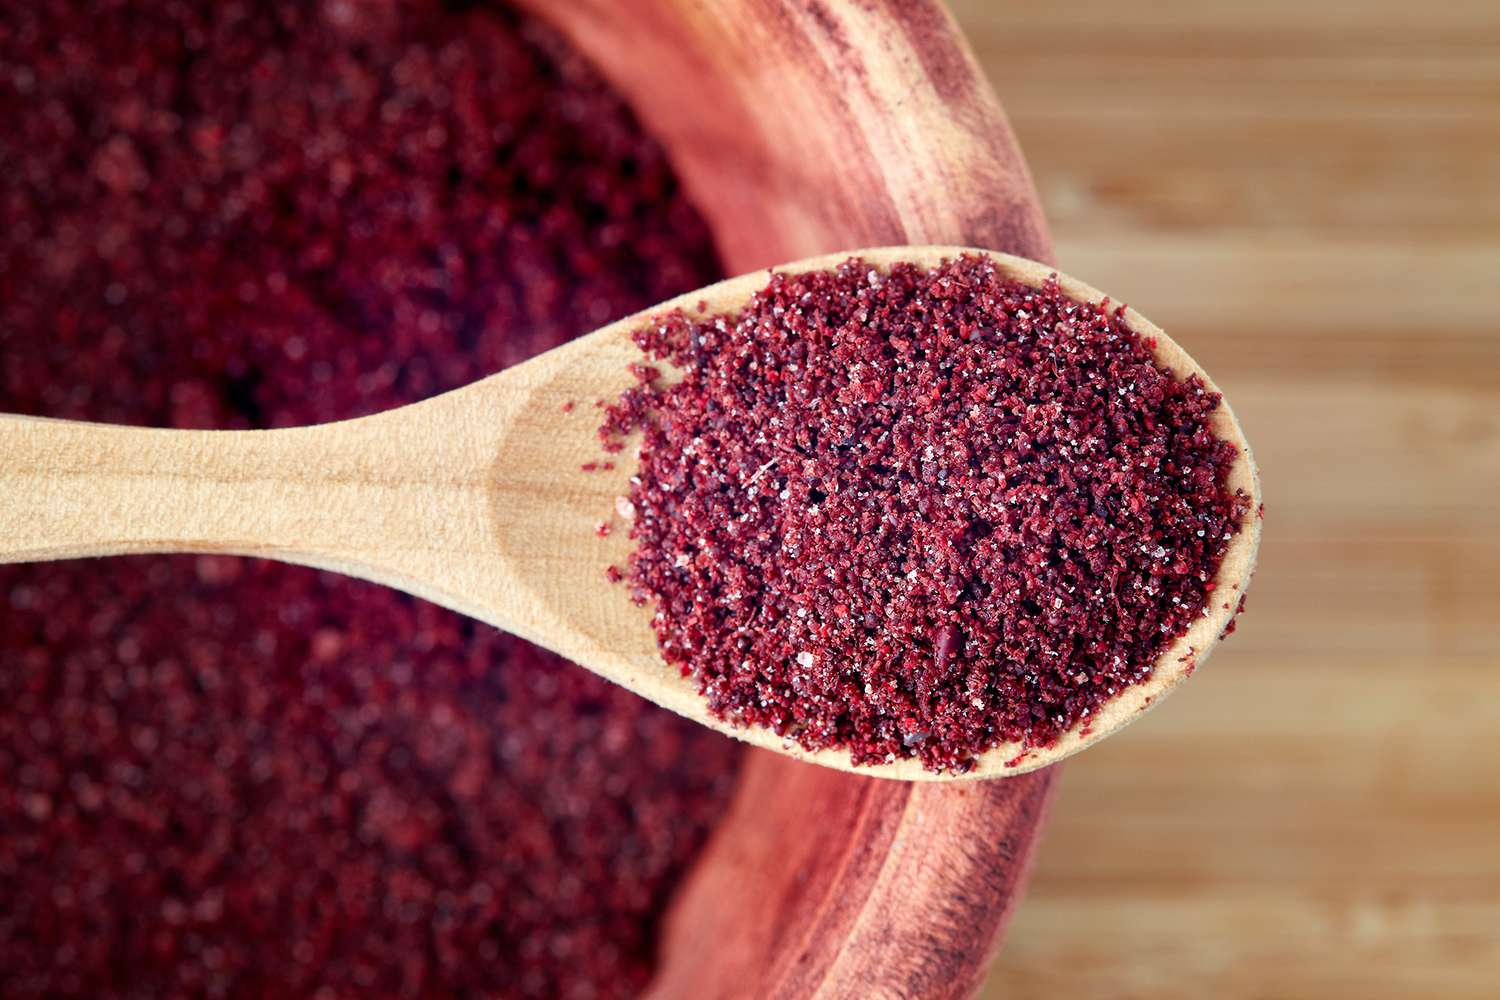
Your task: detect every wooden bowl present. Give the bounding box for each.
[519,2,1058,995]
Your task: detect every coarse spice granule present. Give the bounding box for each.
[0,2,736,998]
[601,257,1250,773]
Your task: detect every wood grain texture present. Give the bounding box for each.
[0,247,1258,782]
[516,1,1065,996]
[953,0,1500,997]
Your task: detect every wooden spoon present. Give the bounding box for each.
[0,245,1260,780]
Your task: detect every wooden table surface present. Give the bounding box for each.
[950,1,1500,997]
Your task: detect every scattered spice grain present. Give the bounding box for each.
[1222,593,1250,636]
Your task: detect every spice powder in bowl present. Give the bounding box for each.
[601,257,1252,774]
[0,2,737,998]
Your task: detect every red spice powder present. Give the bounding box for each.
[0,2,735,997]
[602,257,1250,773]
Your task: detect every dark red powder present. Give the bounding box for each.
[0,2,735,998]
[602,257,1249,773]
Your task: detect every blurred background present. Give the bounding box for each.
[948,1,1500,996]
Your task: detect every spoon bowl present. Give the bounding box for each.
[0,245,1261,780]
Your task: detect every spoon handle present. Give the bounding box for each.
[0,413,352,565]
[0,395,528,625]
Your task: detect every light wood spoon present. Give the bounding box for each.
[0,246,1260,780]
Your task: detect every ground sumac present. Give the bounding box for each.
[602,257,1249,773]
[0,2,735,997]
